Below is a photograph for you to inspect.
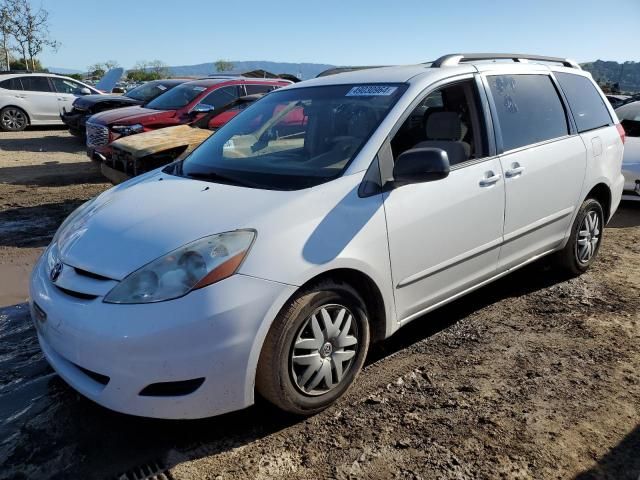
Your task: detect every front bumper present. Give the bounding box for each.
[622,163,640,201]
[29,253,296,419]
[61,109,89,132]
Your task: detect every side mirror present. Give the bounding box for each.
[79,87,92,95]
[192,103,214,113]
[392,148,450,185]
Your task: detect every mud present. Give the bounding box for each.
[0,130,639,479]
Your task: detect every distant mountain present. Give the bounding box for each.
[581,60,640,93]
[168,61,335,80]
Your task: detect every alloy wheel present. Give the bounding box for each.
[290,304,359,396]
[1,108,27,131]
[576,210,600,264]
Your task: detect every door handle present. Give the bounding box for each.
[505,164,525,178]
[479,172,502,187]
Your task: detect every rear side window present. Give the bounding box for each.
[245,84,278,95]
[488,74,568,152]
[555,72,612,133]
[0,78,23,90]
[20,76,52,92]
[199,86,240,110]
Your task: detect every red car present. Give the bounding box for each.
[85,77,292,161]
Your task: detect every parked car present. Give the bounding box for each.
[85,77,292,161]
[0,72,101,131]
[61,79,187,136]
[606,94,631,109]
[30,53,624,419]
[615,100,640,200]
[101,94,264,184]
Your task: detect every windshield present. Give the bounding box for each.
[617,101,640,137]
[172,84,406,190]
[145,83,207,110]
[126,81,175,103]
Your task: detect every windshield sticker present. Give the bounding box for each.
[157,85,167,90]
[192,86,206,92]
[346,85,398,97]
[223,139,235,149]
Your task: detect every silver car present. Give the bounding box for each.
[616,101,640,201]
[0,73,100,131]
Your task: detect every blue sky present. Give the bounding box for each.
[36,0,640,70]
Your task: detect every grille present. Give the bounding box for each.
[86,122,109,148]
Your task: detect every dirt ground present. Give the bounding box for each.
[0,129,639,480]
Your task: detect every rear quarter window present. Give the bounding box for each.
[488,74,569,152]
[554,72,612,133]
[0,78,23,90]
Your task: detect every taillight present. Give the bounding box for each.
[616,123,626,144]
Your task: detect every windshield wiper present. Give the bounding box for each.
[185,170,260,188]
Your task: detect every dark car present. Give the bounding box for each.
[61,79,186,136]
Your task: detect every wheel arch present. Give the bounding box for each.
[295,268,388,344]
[244,267,389,407]
[585,182,612,222]
[0,104,31,126]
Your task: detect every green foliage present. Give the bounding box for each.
[126,69,162,82]
[214,59,234,72]
[67,73,83,81]
[582,60,640,93]
[9,57,46,71]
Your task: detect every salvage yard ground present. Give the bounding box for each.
[0,129,639,479]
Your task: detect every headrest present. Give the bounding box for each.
[426,111,462,140]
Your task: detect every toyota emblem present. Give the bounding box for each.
[50,262,63,282]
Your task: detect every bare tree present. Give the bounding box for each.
[104,59,120,70]
[148,59,169,77]
[0,2,12,70]
[7,0,57,71]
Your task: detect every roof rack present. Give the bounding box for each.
[431,53,581,70]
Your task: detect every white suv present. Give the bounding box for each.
[0,72,100,131]
[30,53,625,419]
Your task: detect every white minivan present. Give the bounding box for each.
[30,54,625,419]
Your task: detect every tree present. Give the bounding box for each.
[6,0,57,71]
[10,57,45,71]
[104,59,119,70]
[67,73,83,81]
[0,1,17,70]
[214,59,234,73]
[87,62,106,78]
[148,59,169,78]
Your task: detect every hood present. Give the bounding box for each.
[74,94,141,111]
[95,67,124,93]
[623,136,640,164]
[111,124,212,156]
[88,106,174,126]
[55,172,306,280]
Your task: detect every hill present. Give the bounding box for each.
[168,60,334,80]
[581,60,640,93]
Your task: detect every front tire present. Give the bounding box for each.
[0,106,28,132]
[256,280,370,415]
[553,198,604,276]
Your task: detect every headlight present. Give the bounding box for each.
[111,123,144,136]
[104,230,256,304]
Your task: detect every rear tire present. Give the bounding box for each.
[0,106,28,132]
[553,198,604,276]
[256,280,370,415]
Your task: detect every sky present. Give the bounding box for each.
[32,0,640,70]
